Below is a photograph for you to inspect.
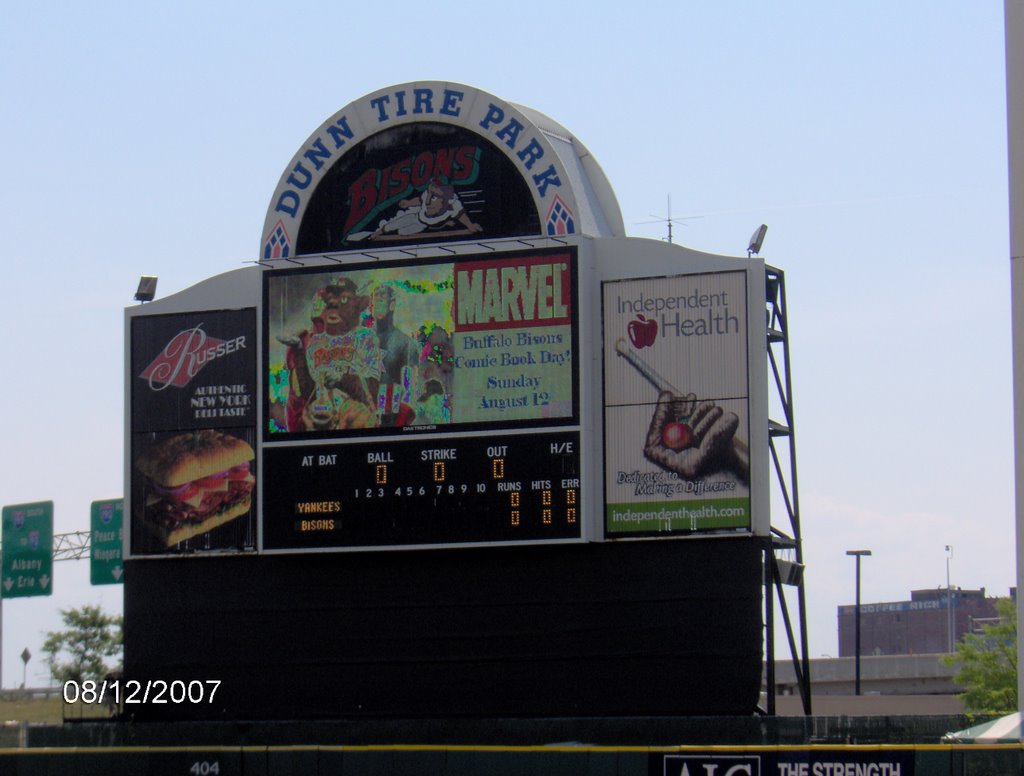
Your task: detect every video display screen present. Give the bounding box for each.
[264,248,578,439]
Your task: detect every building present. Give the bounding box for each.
[770,654,965,716]
[837,588,1012,657]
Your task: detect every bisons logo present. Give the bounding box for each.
[627,314,658,349]
[343,145,483,241]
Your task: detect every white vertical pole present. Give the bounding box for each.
[1004,0,1024,713]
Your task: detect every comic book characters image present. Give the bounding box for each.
[268,268,455,434]
[347,179,482,243]
[414,322,455,425]
[278,277,382,431]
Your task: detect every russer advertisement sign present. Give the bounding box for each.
[130,309,257,555]
[603,271,752,537]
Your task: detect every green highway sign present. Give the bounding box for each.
[1,501,54,598]
[90,499,123,585]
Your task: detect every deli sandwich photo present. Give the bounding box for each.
[132,429,255,553]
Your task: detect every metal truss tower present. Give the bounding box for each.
[762,265,811,715]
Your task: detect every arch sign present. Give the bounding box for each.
[260,81,613,261]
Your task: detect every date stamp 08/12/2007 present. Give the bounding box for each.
[62,679,222,706]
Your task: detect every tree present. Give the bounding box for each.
[41,605,123,685]
[944,597,1018,715]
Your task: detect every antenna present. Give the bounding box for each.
[635,195,703,243]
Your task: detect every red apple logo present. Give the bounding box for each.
[627,314,658,349]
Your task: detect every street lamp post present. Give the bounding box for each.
[945,545,954,652]
[847,550,872,695]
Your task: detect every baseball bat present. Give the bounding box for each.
[613,338,749,466]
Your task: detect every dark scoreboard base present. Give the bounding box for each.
[124,537,763,720]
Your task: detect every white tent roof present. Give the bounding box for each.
[944,712,1023,743]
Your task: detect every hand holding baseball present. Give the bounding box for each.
[643,391,747,482]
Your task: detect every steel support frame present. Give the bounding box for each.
[762,265,811,715]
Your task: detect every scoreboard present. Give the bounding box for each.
[123,82,769,723]
[261,431,580,550]
[259,247,582,552]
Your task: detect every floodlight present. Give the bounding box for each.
[135,276,158,303]
[747,224,768,257]
[775,559,805,586]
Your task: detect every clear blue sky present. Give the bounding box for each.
[0,1,1011,684]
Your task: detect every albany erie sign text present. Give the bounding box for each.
[272,85,564,222]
